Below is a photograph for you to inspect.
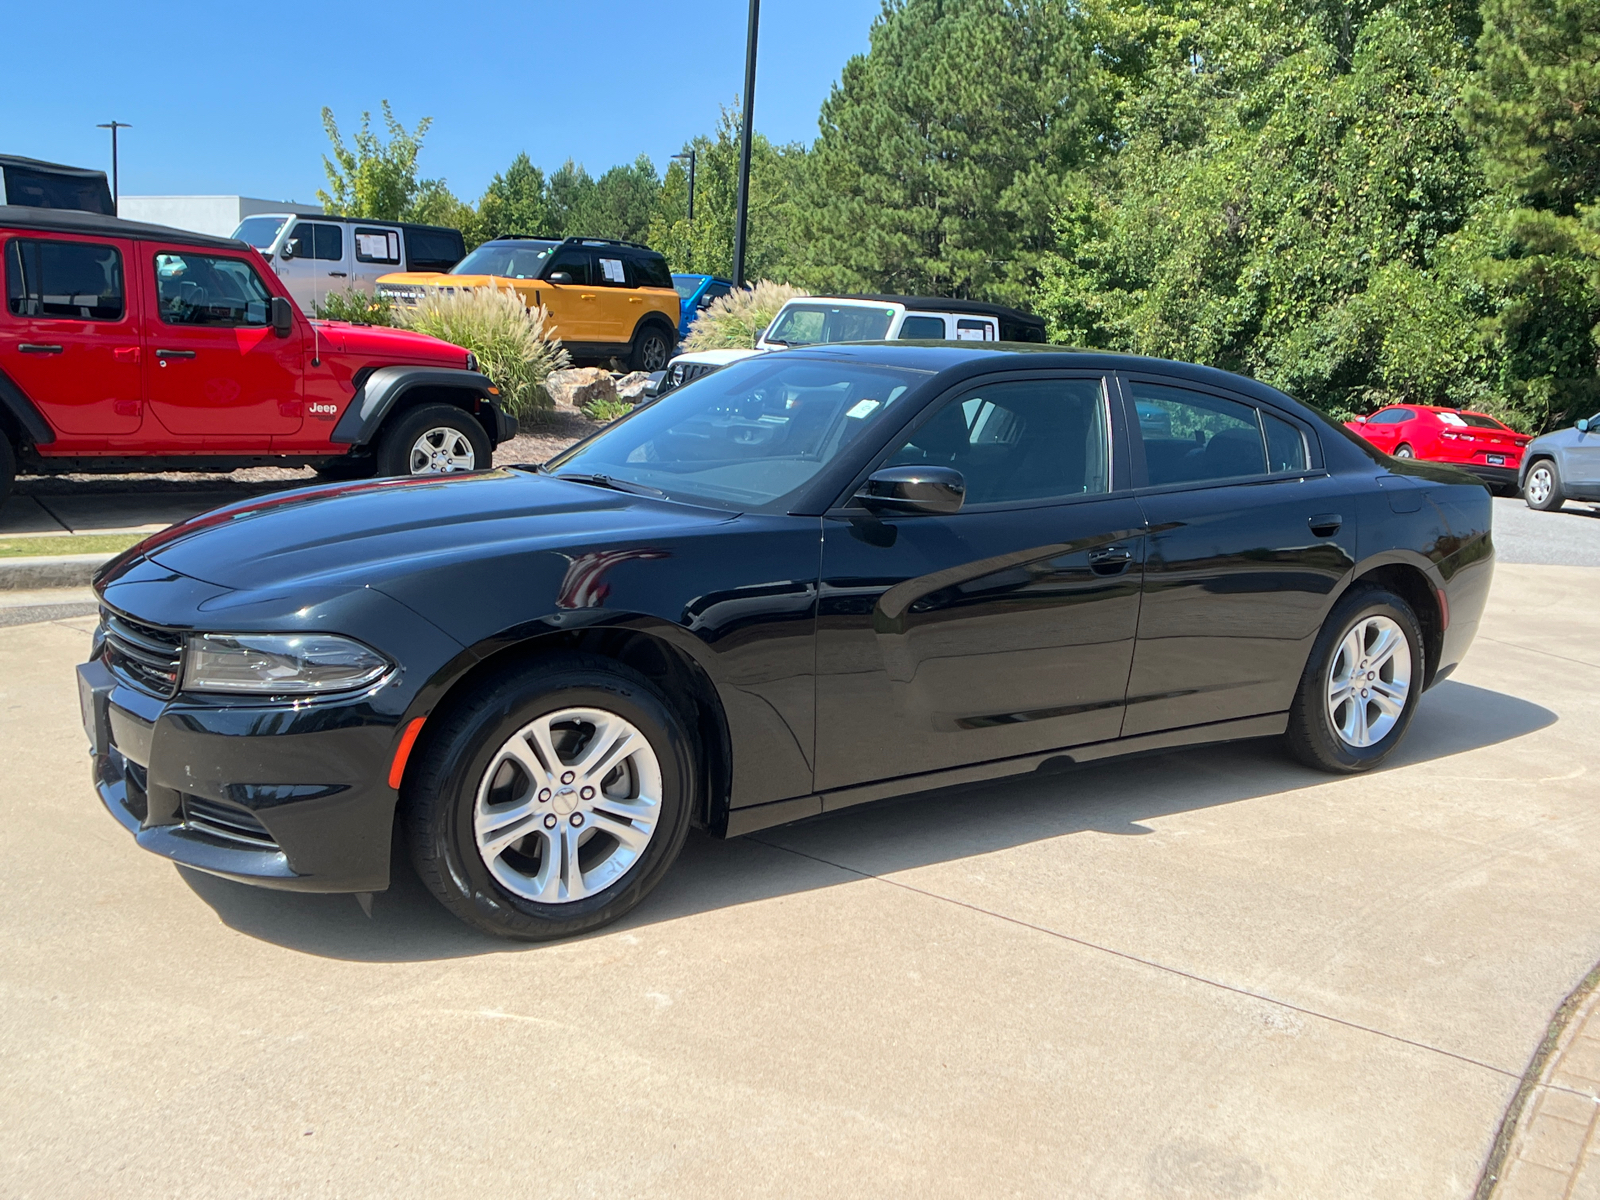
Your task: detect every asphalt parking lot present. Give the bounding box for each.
[2,539,1598,1195]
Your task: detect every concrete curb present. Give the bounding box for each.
[0,554,112,590]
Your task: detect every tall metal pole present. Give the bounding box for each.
[96,121,132,215]
[731,0,760,288]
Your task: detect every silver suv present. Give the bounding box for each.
[1520,411,1600,511]
[230,214,465,313]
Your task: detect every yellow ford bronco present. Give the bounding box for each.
[376,235,680,370]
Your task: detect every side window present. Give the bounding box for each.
[955,318,994,341]
[354,227,400,265]
[1263,412,1309,473]
[1368,408,1414,424]
[884,378,1110,506]
[898,315,946,339]
[154,252,272,327]
[404,227,464,272]
[626,253,673,289]
[1130,381,1268,486]
[595,255,628,286]
[5,238,124,320]
[545,249,591,285]
[289,222,342,261]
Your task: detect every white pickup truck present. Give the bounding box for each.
[658,293,1048,393]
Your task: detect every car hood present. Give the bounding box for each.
[126,469,732,593]
[311,320,468,365]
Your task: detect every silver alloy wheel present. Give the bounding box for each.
[639,331,670,371]
[473,706,663,904]
[1326,614,1412,748]
[1394,444,1414,458]
[1526,464,1553,506]
[408,426,477,474]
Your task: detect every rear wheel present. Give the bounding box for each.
[1524,459,1565,511]
[374,404,491,478]
[1285,585,1424,773]
[1394,443,1415,458]
[629,323,674,373]
[405,655,696,940]
[0,436,14,509]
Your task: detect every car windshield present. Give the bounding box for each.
[673,275,703,300]
[766,303,895,346]
[451,240,561,279]
[545,356,930,511]
[233,216,288,250]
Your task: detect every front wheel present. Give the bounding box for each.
[374,404,492,478]
[629,324,674,373]
[1524,459,1565,511]
[405,655,696,940]
[1285,586,1424,773]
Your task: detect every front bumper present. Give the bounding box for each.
[79,655,404,893]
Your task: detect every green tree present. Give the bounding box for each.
[475,152,552,241]
[317,101,437,220]
[795,0,1100,304]
[1462,0,1600,427]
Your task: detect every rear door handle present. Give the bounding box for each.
[155,349,196,359]
[1308,513,1342,537]
[1088,545,1134,574]
[328,271,347,277]
[19,343,63,354]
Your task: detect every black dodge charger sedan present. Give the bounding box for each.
[79,345,1493,940]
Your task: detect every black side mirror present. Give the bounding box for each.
[270,295,294,338]
[279,238,298,261]
[548,271,572,284]
[855,466,965,516]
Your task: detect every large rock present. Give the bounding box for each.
[615,371,654,404]
[545,367,617,412]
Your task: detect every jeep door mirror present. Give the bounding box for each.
[1579,418,1592,433]
[855,466,966,516]
[279,238,298,261]
[548,271,572,284]
[270,296,294,338]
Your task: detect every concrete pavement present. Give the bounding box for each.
[0,563,1597,1198]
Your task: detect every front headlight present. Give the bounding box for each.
[184,633,392,695]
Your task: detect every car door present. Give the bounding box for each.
[1564,417,1600,489]
[275,220,346,312]
[1,231,143,446]
[590,249,633,345]
[1358,406,1412,454]
[539,247,597,347]
[141,244,302,444]
[349,225,402,294]
[1119,375,1358,736]
[815,372,1147,791]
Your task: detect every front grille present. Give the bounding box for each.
[671,361,719,389]
[181,796,278,848]
[102,607,184,697]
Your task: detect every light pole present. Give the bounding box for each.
[731,0,759,288]
[671,150,697,223]
[96,120,132,215]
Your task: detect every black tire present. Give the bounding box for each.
[1285,585,1425,774]
[373,404,491,478]
[313,454,377,482]
[405,654,697,941]
[0,436,14,509]
[629,322,674,373]
[1393,443,1415,458]
[1524,458,1565,512]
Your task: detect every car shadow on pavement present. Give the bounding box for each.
[179,679,1555,962]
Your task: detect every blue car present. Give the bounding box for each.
[671,274,734,339]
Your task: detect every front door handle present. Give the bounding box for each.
[155,349,196,359]
[19,343,63,354]
[328,271,347,277]
[1308,513,1343,537]
[1088,545,1134,574]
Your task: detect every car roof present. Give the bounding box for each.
[844,293,1047,330]
[772,342,1308,409]
[257,214,462,236]
[0,204,247,251]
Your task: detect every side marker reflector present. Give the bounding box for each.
[1437,587,1450,632]
[388,716,427,790]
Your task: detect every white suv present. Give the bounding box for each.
[660,293,1047,393]
[230,214,466,313]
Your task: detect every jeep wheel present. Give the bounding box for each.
[374,404,491,477]
[630,324,674,373]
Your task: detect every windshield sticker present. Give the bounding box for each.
[846,399,881,419]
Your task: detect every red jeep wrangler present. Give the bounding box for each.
[0,206,516,506]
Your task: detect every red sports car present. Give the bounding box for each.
[1344,404,1530,491]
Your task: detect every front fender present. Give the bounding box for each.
[330,366,498,446]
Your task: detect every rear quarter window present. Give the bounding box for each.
[6,238,125,320]
[628,252,674,290]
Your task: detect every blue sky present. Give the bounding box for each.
[4,0,880,204]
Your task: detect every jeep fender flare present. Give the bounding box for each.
[330,366,505,447]
[0,368,55,446]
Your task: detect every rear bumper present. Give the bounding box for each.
[79,656,402,893]
[1455,462,1520,488]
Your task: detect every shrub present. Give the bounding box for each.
[398,286,571,418]
[315,287,399,326]
[683,280,807,350]
[582,396,634,423]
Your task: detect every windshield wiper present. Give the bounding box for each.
[555,472,666,498]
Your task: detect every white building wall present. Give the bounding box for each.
[117,196,323,238]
